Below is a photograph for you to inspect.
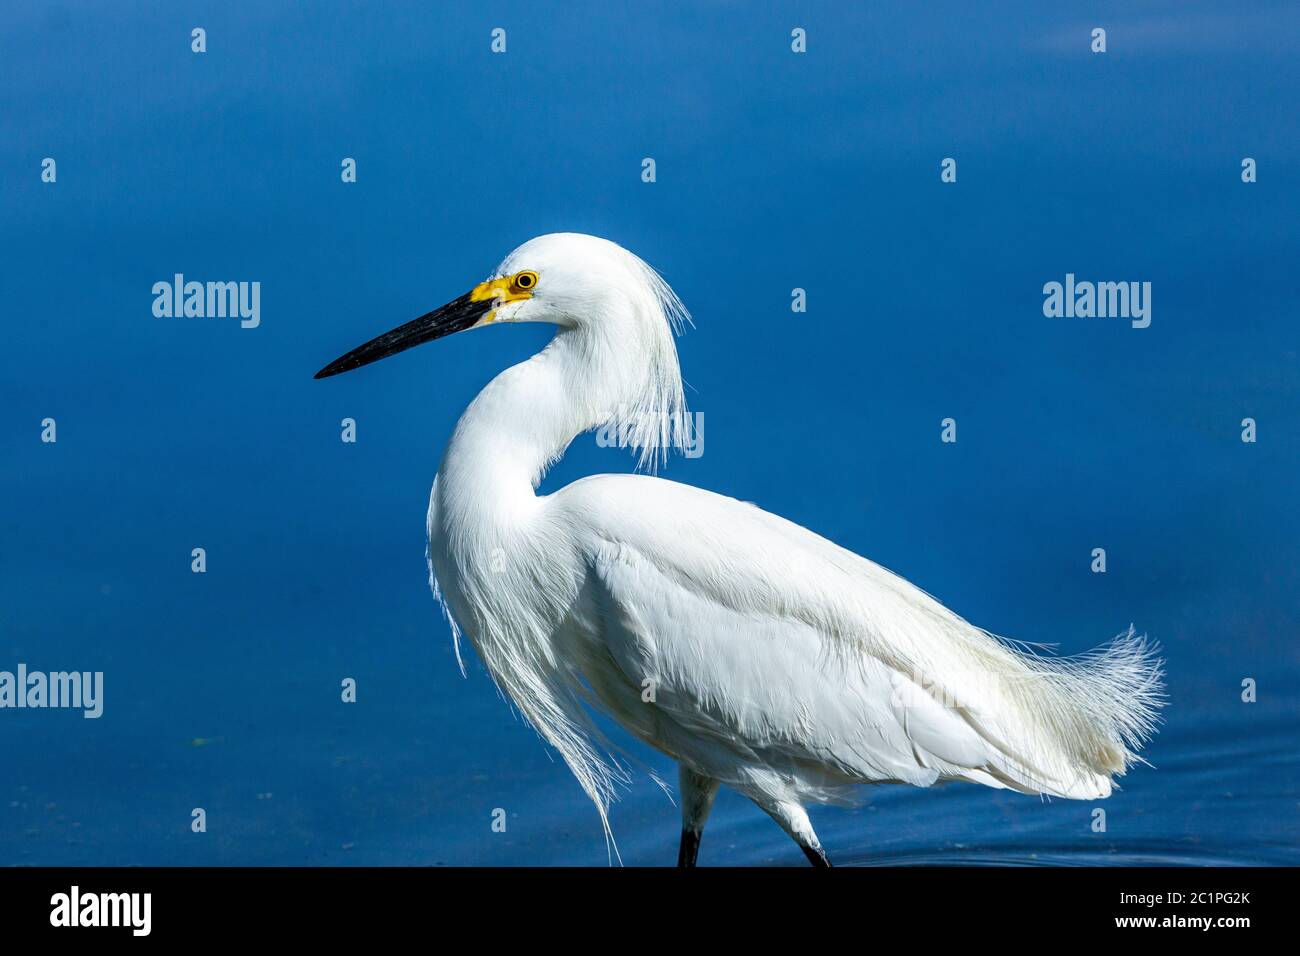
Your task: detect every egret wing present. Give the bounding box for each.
[560,474,1050,800]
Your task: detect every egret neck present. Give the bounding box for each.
[439,333,613,513]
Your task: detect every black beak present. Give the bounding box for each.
[314,290,494,379]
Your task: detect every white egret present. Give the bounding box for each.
[316,233,1164,866]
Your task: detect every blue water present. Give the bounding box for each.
[2,2,1297,866]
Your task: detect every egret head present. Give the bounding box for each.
[314,232,687,377]
[315,232,692,469]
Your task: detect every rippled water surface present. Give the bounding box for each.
[4,621,1296,866]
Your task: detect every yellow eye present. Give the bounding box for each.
[512,270,539,292]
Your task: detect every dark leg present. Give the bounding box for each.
[758,799,833,868]
[677,766,720,868]
[800,843,833,868]
[678,828,703,867]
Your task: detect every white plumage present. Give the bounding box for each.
[320,232,1164,866]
